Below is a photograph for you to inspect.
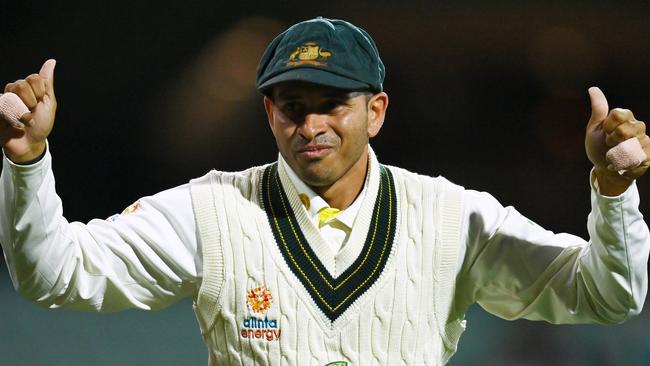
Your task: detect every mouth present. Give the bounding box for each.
[296,145,333,159]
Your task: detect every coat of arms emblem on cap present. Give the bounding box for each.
[287,42,332,67]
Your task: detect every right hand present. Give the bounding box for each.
[0,59,57,163]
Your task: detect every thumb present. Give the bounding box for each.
[588,86,608,127]
[39,59,56,96]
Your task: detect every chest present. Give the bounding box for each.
[190,166,462,365]
[213,203,439,365]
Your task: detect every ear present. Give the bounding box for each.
[263,95,276,132]
[367,92,388,138]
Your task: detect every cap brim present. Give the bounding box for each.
[257,68,369,93]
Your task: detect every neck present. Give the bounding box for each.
[310,147,369,210]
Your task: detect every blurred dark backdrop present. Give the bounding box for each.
[1,1,649,365]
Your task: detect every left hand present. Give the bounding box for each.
[585,87,650,195]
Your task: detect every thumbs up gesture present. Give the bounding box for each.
[585,87,649,195]
[0,59,57,163]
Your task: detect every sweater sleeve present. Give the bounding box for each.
[458,173,650,324]
[0,147,201,311]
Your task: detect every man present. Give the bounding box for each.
[1,17,649,365]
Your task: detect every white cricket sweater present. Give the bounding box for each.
[190,150,465,365]
[2,145,648,366]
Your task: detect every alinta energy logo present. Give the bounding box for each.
[241,286,281,341]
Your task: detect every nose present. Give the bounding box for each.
[297,112,328,141]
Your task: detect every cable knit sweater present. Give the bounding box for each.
[190,150,465,365]
[2,145,648,366]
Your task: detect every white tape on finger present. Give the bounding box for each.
[606,137,647,173]
[0,92,29,128]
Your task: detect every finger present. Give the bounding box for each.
[39,59,56,97]
[604,120,646,147]
[606,137,647,172]
[5,80,38,109]
[26,74,46,100]
[640,134,650,164]
[603,108,636,133]
[19,111,33,125]
[0,92,29,128]
[640,133,650,150]
[619,148,650,179]
[588,86,609,127]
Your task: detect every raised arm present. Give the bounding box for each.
[0,61,200,311]
[457,88,650,324]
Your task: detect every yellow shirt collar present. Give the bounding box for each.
[278,155,366,229]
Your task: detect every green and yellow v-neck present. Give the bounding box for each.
[261,162,397,322]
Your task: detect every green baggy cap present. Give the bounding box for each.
[256,17,385,94]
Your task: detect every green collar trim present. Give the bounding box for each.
[261,163,397,322]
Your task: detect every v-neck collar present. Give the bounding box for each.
[261,147,398,323]
[277,148,380,276]
[278,154,368,232]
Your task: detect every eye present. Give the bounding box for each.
[281,101,304,116]
[321,98,346,113]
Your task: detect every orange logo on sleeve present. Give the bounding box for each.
[121,201,141,215]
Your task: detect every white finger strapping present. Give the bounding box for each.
[606,137,647,174]
[0,92,28,128]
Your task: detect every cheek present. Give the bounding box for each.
[337,112,369,146]
[273,131,291,153]
[271,113,295,145]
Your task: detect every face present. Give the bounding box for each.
[264,82,388,189]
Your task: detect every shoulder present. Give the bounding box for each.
[383,164,465,195]
[187,163,276,205]
[384,164,511,244]
[384,164,506,211]
[189,163,272,188]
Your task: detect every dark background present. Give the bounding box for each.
[1,1,650,365]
